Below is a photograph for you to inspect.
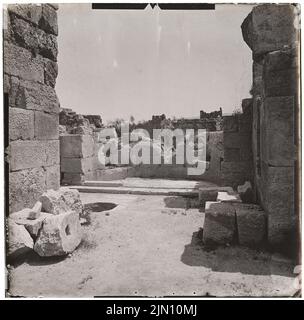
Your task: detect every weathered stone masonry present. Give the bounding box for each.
[241,4,300,250]
[4,4,60,213]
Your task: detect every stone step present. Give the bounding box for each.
[70,185,199,197]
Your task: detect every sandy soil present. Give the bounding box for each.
[8,193,298,298]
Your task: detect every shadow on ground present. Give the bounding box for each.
[181,229,295,277]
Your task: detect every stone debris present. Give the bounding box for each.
[7,219,34,259]
[34,211,82,256]
[15,212,51,239]
[39,187,83,216]
[237,181,254,203]
[216,191,242,203]
[203,193,266,248]
[10,207,41,221]
[8,187,84,260]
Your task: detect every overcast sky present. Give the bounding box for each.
[56,4,254,123]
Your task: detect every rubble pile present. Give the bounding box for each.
[7,187,83,259]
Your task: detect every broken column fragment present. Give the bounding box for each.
[7,219,34,259]
[39,187,83,216]
[34,211,82,256]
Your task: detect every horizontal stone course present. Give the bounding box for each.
[34,111,59,140]
[203,202,236,245]
[44,58,58,87]
[263,96,295,166]
[9,108,34,141]
[61,157,95,174]
[234,203,266,247]
[60,135,95,158]
[221,161,252,174]
[10,15,58,61]
[4,42,44,83]
[7,4,58,35]
[46,164,60,190]
[9,167,46,212]
[9,77,59,114]
[9,140,59,171]
[223,132,251,149]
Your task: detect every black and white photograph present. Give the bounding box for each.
[1,1,302,299]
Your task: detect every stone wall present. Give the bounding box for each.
[241,4,299,251]
[221,99,253,188]
[59,108,105,185]
[4,4,60,213]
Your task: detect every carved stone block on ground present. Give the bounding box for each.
[34,211,82,256]
[203,202,236,245]
[39,187,83,216]
[7,219,34,259]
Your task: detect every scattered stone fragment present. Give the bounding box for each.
[237,181,254,203]
[39,187,83,216]
[10,208,41,221]
[234,203,266,247]
[216,191,242,203]
[15,212,51,239]
[7,219,34,259]
[34,211,82,256]
[203,202,236,245]
[32,201,42,213]
[205,201,220,211]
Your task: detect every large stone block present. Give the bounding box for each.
[34,211,82,257]
[40,4,58,35]
[241,4,298,56]
[7,4,42,26]
[60,157,94,174]
[7,219,34,259]
[264,96,295,166]
[10,15,58,61]
[235,203,266,247]
[9,140,59,171]
[4,74,10,93]
[46,164,60,190]
[223,115,239,132]
[223,132,251,149]
[4,42,44,83]
[221,161,253,174]
[9,77,59,114]
[9,167,46,213]
[203,202,236,245]
[224,148,240,162]
[264,50,298,97]
[44,58,58,87]
[34,111,59,140]
[39,187,83,216]
[61,173,85,185]
[60,134,95,158]
[9,108,34,141]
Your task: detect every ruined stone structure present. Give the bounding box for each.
[4,4,60,213]
[241,4,299,251]
[221,99,253,188]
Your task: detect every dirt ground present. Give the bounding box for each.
[8,193,298,297]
